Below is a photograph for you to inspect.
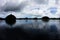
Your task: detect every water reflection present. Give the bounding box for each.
[0,20,60,29]
[49,24,57,32]
[0,20,60,40]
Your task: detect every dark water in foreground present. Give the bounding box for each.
[0,20,60,40]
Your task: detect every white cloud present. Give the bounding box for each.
[0,0,60,18]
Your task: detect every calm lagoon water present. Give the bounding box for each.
[0,20,60,30]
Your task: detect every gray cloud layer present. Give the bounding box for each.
[0,1,28,12]
[0,0,47,12]
[33,0,48,4]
